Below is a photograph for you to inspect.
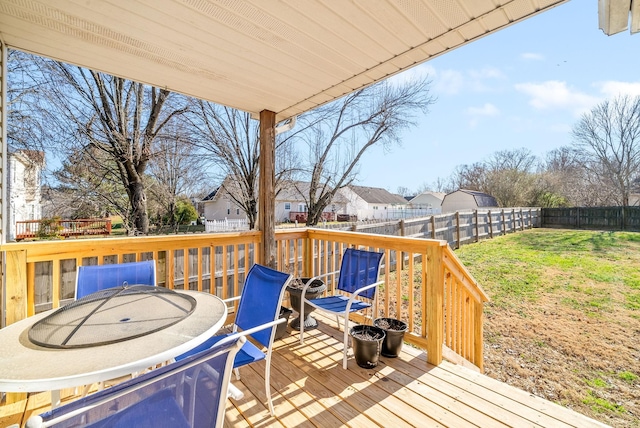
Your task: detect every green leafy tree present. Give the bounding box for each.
[174,199,198,225]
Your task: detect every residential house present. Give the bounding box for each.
[202,180,409,223]
[7,150,45,241]
[441,189,499,213]
[408,191,445,214]
[202,178,247,221]
[275,181,349,223]
[340,185,408,220]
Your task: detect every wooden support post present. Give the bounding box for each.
[304,236,312,278]
[488,210,493,238]
[399,219,405,269]
[4,250,27,325]
[426,243,444,366]
[501,209,506,235]
[431,215,436,239]
[474,300,484,372]
[259,110,276,268]
[455,211,460,249]
[474,210,479,242]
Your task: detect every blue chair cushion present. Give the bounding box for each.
[309,295,372,313]
[176,333,265,368]
[86,389,189,428]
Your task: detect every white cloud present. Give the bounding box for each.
[597,81,640,98]
[514,80,600,116]
[465,103,500,128]
[466,103,500,117]
[427,66,505,95]
[520,52,544,61]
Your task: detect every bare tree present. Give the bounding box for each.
[37,60,188,234]
[146,124,207,229]
[187,103,299,229]
[293,77,435,225]
[447,148,540,207]
[572,95,640,206]
[7,50,54,153]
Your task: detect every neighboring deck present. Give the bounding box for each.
[1,313,608,428]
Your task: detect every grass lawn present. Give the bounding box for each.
[456,228,640,428]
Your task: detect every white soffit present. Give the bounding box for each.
[599,0,640,35]
[0,0,569,122]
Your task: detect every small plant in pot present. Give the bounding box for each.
[373,317,408,358]
[349,325,386,368]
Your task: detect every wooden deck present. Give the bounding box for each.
[224,313,608,428]
[1,313,608,428]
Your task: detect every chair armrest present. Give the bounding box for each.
[349,280,384,299]
[344,280,384,312]
[222,295,241,304]
[236,317,286,338]
[300,270,340,298]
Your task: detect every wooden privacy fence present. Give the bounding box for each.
[542,206,640,230]
[325,208,541,249]
[2,228,488,371]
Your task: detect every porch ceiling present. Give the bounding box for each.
[0,0,568,123]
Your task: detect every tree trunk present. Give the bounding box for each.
[130,180,149,234]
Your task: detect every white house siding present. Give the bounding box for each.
[7,151,44,241]
[203,194,247,221]
[409,192,444,214]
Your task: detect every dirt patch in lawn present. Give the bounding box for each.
[483,295,639,427]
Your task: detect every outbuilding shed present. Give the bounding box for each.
[441,189,499,213]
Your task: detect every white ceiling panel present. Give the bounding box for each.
[0,0,569,122]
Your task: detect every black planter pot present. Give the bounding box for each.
[373,318,408,358]
[349,325,385,368]
[287,278,326,330]
[274,306,293,340]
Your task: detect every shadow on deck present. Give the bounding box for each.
[1,313,608,428]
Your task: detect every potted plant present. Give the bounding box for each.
[349,325,386,368]
[373,317,408,358]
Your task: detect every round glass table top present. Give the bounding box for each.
[28,285,196,349]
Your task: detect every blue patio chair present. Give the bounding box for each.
[75,260,156,299]
[73,259,157,396]
[299,248,384,369]
[174,263,292,416]
[24,334,245,428]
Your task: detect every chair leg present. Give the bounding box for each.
[265,353,275,416]
[299,300,305,345]
[234,367,240,381]
[342,315,350,370]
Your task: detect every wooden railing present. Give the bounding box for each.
[1,228,488,370]
[15,218,112,241]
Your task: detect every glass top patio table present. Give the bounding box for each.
[0,288,227,393]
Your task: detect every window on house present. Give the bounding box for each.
[284,202,291,210]
[236,208,240,215]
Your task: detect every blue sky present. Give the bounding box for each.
[358,1,640,194]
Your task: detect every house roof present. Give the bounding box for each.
[409,191,446,203]
[0,0,568,123]
[348,185,408,205]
